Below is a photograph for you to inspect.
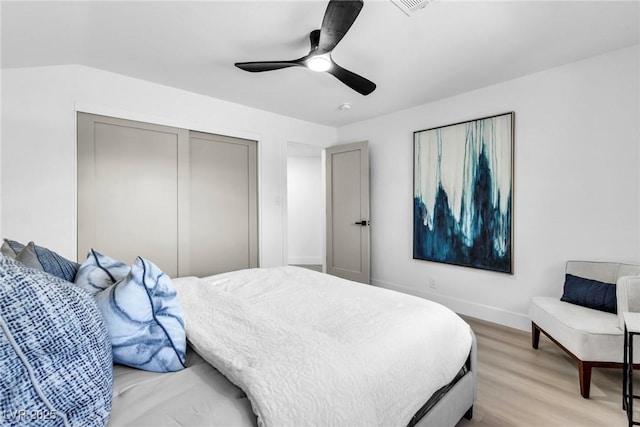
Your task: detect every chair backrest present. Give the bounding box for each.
[619,276,640,329]
[566,261,640,331]
[566,260,640,283]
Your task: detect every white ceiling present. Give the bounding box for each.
[2,1,639,127]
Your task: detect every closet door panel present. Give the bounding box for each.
[78,113,258,278]
[78,113,183,276]
[188,132,258,277]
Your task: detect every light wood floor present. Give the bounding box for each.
[456,316,637,427]
[289,264,323,272]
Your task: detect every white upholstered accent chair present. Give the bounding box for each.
[529,261,640,398]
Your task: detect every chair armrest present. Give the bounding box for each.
[617,275,640,330]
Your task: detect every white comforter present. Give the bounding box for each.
[172,266,471,427]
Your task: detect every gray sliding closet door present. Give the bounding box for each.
[77,113,258,278]
[188,131,258,276]
[77,113,185,276]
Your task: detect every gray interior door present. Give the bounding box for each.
[77,113,258,278]
[325,141,370,283]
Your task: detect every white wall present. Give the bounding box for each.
[337,45,640,330]
[0,66,3,240]
[2,47,638,331]
[0,65,336,267]
[287,155,323,265]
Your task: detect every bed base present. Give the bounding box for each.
[413,329,477,427]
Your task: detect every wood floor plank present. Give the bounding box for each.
[456,316,637,426]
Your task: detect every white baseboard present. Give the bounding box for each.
[288,256,323,266]
[371,277,530,332]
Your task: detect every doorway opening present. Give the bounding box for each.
[286,142,324,272]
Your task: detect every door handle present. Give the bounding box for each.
[354,220,370,226]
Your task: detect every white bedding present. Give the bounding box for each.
[172,266,472,427]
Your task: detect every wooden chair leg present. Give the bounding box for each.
[531,322,541,349]
[578,361,592,398]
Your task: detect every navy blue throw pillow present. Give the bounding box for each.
[560,274,617,313]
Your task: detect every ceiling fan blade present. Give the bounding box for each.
[235,60,302,72]
[309,29,321,52]
[327,62,376,96]
[318,0,363,54]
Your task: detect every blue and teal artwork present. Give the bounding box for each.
[413,112,514,274]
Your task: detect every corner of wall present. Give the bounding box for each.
[372,277,531,331]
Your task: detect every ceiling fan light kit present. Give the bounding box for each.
[307,54,332,72]
[234,0,376,96]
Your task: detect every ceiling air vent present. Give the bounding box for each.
[390,0,432,16]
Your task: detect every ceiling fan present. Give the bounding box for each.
[234,0,376,96]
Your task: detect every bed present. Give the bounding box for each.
[0,244,475,427]
[108,266,477,427]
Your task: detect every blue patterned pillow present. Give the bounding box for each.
[94,257,186,372]
[1,238,24,258]
[0,254,112,426]
[12,240,79,282]
[75,249,130,295]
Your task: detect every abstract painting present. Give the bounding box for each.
[413,112,514,273]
